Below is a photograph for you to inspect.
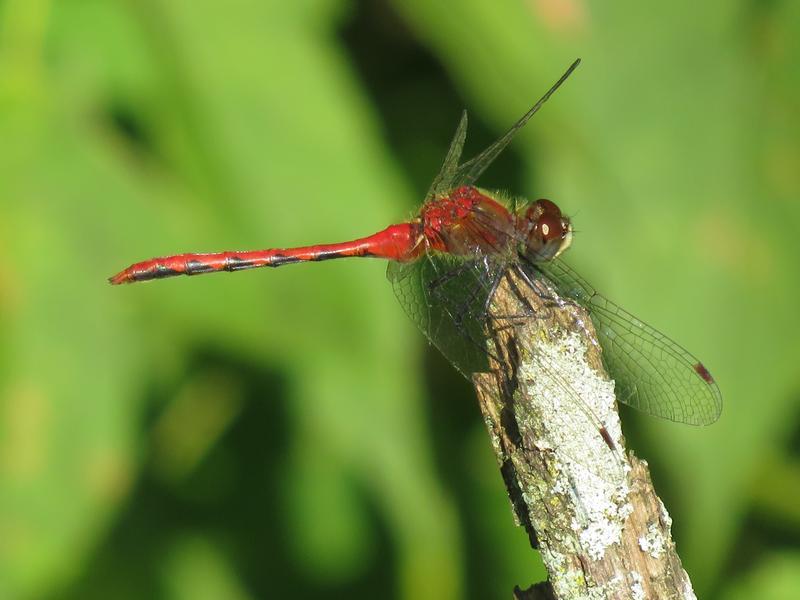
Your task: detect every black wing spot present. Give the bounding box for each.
[598,426,616,451]
[694,362,715,384]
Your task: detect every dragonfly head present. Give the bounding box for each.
[520,198,572,261]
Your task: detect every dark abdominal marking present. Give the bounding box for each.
[225,256,254,271]
[269,254,301,267]
[186,260,216,274]
[312,248,374,261]
[311,249,343,261]
[147,265,181,280]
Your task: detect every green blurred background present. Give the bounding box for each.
[1,0,799,598]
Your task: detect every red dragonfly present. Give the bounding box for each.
[110,59,721,428]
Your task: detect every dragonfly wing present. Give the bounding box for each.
[426,110,468,199]
[527,258,722,425]
[449,59,581,189]
[388,253,503,377]
[389,257,627,482]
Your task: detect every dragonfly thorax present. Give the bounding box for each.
[420,186,517,258]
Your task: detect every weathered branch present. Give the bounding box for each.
[473,268,696,599]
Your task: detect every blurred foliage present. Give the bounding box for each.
[0,0,799,598]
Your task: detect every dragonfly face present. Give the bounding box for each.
[519,198,573,262]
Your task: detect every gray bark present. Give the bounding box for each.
[472,268,696,600]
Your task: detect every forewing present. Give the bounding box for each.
[426,111,468,199]
[450,59,580,189]
[388,253,503,378]
[528,258,723,425]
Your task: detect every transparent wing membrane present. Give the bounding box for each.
[450,59,580,189]
[389,256,628,480]
[388,254,502,377]
[426,59,580,197]
[427,111,468,199]
[529,258,722,425]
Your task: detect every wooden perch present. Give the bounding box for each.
[472,268,696,600]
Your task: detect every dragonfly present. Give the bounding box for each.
[110,58,722,429]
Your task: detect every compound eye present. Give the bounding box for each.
[536,212,565,243]
[523,199,562,228]
[535,198,561,217]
